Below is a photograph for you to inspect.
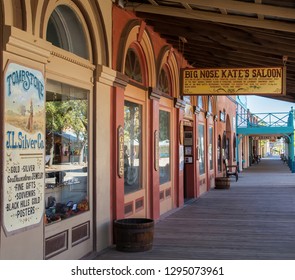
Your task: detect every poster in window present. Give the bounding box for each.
[185,146,192,155]
[184,131,193,146]
[3,62,45,235]
[185,156,193,163]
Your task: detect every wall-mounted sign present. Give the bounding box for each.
[185,146,192,156]
[184,104,194,120]
[3,62,45,235]
[184,131,193,146]
[154,130,159,171]
[253,136,277,140]
[179,121,184,145]
[118,125,124,178]
[184,156,193,164]
[181,67,286,96]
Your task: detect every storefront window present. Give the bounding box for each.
[124,101,142,194]
[45,81,89,224]
[209,127,213,170]
[159,110,170,184]
[198,96,203,109]
[198,124,205,175]
[208,97,212,113]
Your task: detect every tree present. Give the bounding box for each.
[46,99,88,166]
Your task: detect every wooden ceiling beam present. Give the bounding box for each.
[183,48,283,66]
[217,37,295,57]
[150,18,295,47]
[146,14,295,44]
[182,3,192,10]
[147,0,158,5]
[254,0,264,20]
[253,32,295,46]
[126,4,295,33]
[219,9,228,15]
[152,22,295,57]
[183,51,263,67]
[166,0,295,20]
[175,44,295,71]
[150,21,253,45]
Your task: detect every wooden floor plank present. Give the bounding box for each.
[96,157,295,260]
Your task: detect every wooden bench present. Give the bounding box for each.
[224,159,238,182]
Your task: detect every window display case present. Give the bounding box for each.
[45,81,89,224]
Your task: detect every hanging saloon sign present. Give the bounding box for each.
[181,67,286,96]
[3,62,45,235]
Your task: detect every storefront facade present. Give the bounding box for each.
[0,1,238,259]
[0,0,115,260]
[112,6,238,219]
[111,7,185,220]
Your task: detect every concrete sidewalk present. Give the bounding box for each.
[95,156,295,260]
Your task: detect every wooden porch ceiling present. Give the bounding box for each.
[124,0,295,102]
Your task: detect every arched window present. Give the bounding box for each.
[46,5,89,59]
[124,48,143,83]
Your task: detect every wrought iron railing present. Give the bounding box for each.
[237,111,293,129]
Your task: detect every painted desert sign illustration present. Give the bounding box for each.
[3,62,45,234]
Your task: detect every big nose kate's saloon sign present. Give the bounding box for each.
[181,67,286,96]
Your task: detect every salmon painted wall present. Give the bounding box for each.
[112,6,189,71]
[215,96,237,176]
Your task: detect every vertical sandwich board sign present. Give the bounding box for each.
[3,62,45,235]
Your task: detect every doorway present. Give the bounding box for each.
[183,124,194,201]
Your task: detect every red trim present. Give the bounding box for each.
[137,21,146,43]
[112,86,125,220]
[149,99,160,219]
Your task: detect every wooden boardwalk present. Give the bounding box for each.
[96,157,295,260]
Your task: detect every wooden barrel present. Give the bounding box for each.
[215,177,230,189]
[114,218,154,252]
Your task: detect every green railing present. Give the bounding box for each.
[236,108,295,172]
[237,111,291,129]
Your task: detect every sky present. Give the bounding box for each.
[241,95,294,114]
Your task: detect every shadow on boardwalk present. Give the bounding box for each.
[96,156,295,260]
